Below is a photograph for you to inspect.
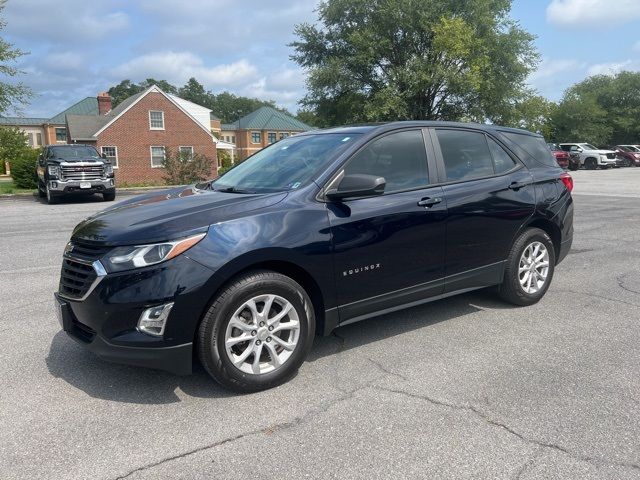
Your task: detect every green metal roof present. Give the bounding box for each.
[48,97,99,124]
[0,117,49,125]
[228,106,312,131]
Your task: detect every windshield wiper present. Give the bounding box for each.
[215,186,256,194]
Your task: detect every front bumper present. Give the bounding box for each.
[49,178,115,194]
[54,254,216,375]
[598,158,617,167]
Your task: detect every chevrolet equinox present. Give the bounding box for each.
[55,122,574,392]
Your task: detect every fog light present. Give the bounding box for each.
[51,182,57,188]
[137,303,174,337]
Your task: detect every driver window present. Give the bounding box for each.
[342,130,429,193]
[436,129,495,182]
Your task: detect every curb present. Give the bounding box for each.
[0,185,178,201]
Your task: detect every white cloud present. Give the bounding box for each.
[546,0,640,26]
[111,52,259,87]
[586,59,640,76]
[4,1,130,43]
[528,59,584,83]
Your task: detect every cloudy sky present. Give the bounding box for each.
[3,0,640,118]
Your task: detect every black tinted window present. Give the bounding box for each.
[436,130,494,182]
[343,130,428,192]
[503,132,558,167]
[488,138,517,174]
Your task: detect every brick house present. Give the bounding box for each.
[66,86,217,185]
[219,106,312,161]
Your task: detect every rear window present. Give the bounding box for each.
[502,132,558,167]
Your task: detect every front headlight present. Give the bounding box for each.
[47,164,60,177]
[102,232,206,272]
[104,164,113,175]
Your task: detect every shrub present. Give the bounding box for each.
[11,149,40,189]
[161,148,214,185]
[0,127,29,175]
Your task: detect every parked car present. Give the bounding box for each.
[55,122,573,392]
[547,143,570,169]
[558,143,618,170]
[614,145,640,167]
[36,145,116,204]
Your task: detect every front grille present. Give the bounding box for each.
[60,164,104,181]
[59,258,98,300]
[67,241,111,263]
[605,153,616,159]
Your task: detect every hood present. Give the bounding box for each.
[596,149,616,155]
[72,185,288,246]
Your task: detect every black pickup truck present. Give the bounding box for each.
[36,145,116,204]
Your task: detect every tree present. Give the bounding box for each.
[139,78,177,95]
[0,126,28,174]
[179,77,212,108]
[497,93,557,139]
[107,80,145,107]
[0,0,32,115]
[161,148,215,185]
[290,0,538,127]
[551,71,640,145]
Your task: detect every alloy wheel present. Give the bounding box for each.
[518,241,550,294]
[224,294,300,375]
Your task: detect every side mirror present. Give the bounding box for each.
[101,153,107,159]
[326,174,386,200]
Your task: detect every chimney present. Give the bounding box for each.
[97,92,112,115]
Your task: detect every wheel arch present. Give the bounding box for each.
[195,254,329,343]
[523,218,561,263]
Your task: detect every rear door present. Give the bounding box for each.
[327,129,447,322]
[430,128,535,292]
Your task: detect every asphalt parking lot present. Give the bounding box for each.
[1,168,639,480]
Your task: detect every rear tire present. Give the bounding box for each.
[498,228,555,306]
[568,162,579,171]
[585,158,597,170]
[197,270,315,392]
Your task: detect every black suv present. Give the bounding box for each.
[55,122,573,392]
[37,144,116,204]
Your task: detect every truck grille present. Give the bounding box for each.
[59,258,98,300]
[605,153,616,159]
[60,164,104,181]
[66,242,111,263]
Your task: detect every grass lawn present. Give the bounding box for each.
[0,180,35,195]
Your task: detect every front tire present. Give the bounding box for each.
[585,158,597,170]
[197,270,315,392]
[46,185,59,204]
[498,228,555,306]
[103,190,116,201]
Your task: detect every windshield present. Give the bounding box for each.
[50,146,101,160]
[581,143,597,150]
[212,133,361,193]
[621,145,639,152]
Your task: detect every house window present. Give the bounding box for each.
[280,132,290,139]
[36,133,42,146]
[150,146,166,168]
[149,111,165,130]
[251,131,261,144]
[231,135,235,143]
[27,133,34,147]
[268,132,277,144]
[179,146,194,159]
[101,146,118,168]
[55,127,67,142]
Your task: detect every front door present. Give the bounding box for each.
[327,129,447,322]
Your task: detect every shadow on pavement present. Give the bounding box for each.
[46,289,516,404]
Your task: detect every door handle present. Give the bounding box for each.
[508,181,530,190]
[417,197,442,207]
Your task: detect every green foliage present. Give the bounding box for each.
[161,148,214,185]
[551,71,640,145]
[108,78,179,107]
[0,126,29,174]
[10,147,39,189]
[290,0,538,126]
[497,93,558,138]
[0,1,32,114]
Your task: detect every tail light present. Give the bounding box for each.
[560,172,573,192]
